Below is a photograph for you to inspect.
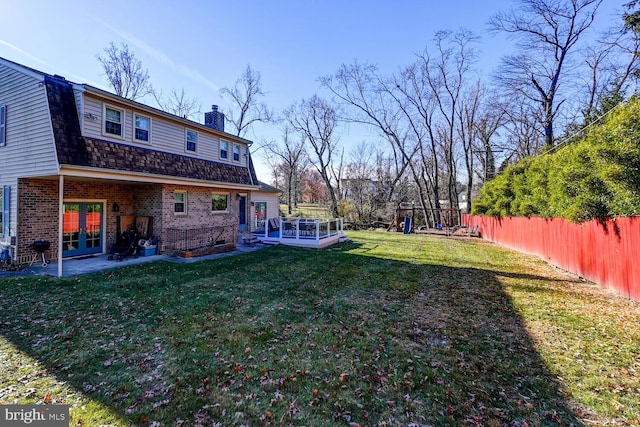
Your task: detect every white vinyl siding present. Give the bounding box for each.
[249,191,281,232]
[0,61,59,244]
[80,96,246,163]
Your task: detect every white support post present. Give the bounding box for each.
[316,220,320,241]
[57,175,64,277]
[295,218,300,239]
[279,217,283,239]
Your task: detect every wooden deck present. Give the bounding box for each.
[255,217,345,249]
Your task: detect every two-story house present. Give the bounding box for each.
[0,56,278,275]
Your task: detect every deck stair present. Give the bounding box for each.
[239,231,261,246]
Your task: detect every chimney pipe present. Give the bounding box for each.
[205,105,225,132]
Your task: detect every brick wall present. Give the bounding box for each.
[17,179,59,263]
[17,178,241,263]
[160,185,239,252]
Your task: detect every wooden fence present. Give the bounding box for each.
[461,214,640,302]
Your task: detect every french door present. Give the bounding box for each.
[62,202,103,257]
[254,201,267,233]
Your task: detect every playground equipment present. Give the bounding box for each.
[387,205,415,233]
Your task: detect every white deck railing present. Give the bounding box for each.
[257,217,344,242]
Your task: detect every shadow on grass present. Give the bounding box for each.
[0,240,587,426]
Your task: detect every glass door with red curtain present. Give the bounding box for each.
[62,202,103,257]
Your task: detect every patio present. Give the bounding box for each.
[0,242,268,278]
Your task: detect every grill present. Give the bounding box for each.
[31,240,50,267]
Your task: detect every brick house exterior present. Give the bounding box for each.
[0,56,269,275]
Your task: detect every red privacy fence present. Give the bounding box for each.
[461,214,640,302]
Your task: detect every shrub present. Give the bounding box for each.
[472,97,640,222]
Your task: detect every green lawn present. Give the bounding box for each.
[1,231,638,426]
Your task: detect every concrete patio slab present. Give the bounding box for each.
[0,243,268,278]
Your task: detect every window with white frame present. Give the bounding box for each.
[0,104,6,147]
[174,191,187,214]
[186,129,197,152]
[220,140,228,159]
[0,185,7,238]
[211,193,229,212]
[0,187,3,236]
[104,105,124,137]
[233,144,240,161]
[134,114,151,143]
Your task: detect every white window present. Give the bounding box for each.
[134,114,151,143]
[186,129,197,153]
[211,193,229,212]
[233,144,240,161]
[220,140,228,159]
[0,187,3,236]
[0,104,6,147]
[174,191,187,214]
[104,105,124,138]
[1,185,8,238]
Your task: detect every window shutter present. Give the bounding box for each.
[2,186,9,237]
[0,105,6,147]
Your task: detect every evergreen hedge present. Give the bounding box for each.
[472,98,640,222]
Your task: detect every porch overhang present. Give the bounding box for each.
[58,166,259,190]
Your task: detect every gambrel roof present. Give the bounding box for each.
[45,75,258,186]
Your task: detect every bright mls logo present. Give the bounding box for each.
[1,405,69,426]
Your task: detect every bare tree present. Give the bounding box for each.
[473,95,505,184]
[264,126,307,214]
[284,95,341,217]
[97,42,151,101]
[320,62,434,223]
[220,65,273,138]
[489,0,604,148]
[343,142,380,226]
[152,88,200,120]
[423,29,479,211]
[502,101,545,161]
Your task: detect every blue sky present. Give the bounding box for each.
[0,0,625,180]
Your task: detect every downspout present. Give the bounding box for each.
[247,140,255,186]
[58,174,63,277]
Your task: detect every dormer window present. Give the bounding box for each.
[233,144,240,161]
[104,105,124,138]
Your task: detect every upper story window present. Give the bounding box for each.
[134,114,151,143]
[233,144,240,161]
[104,105,124,138]
[220,140,228,159]
[211,193,229,212]
[186,129,197,153]
[174,191,187,214]
[0,104,6,147]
